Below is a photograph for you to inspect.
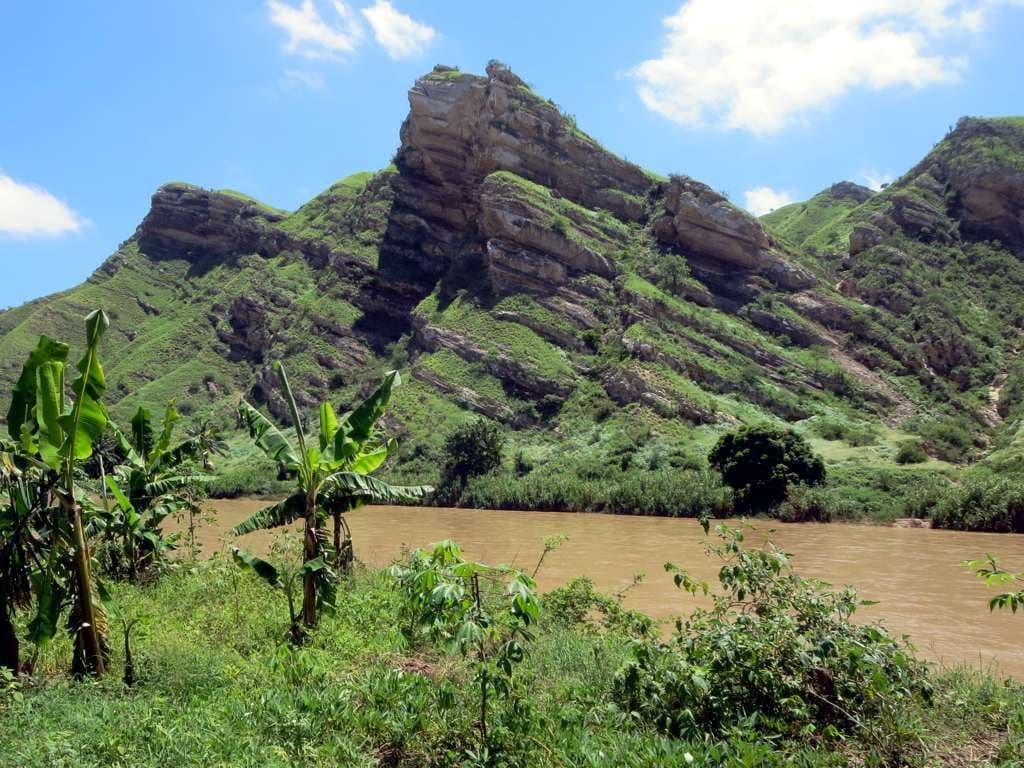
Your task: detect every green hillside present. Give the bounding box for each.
[2,64,1023,520]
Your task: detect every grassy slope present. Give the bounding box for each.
[2,116,1024,518]
[761,185,872,250]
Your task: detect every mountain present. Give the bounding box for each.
[2,63,1023,503]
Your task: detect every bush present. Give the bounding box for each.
[895,440,928,465]
[709,425,825,512]
[912,416,977,463]
[931,475,1024,532]
[812,418,878,446]
[775,484,858,523]
[543,577,654,638]
[613,525,930,751]
[436,419,505,503]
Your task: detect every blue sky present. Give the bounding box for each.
[2,0,1022,308]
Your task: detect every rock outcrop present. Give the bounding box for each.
[374,62,653,321]
[137,184,287,260]
[652,176,815,295]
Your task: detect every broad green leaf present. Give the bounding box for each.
[59,309,110,465]
[143,474,216,497]
[131,407,154,462]
[274,362,309,472]
[238,400,300,467]
[111,425,145,470]
[34,361,66,469]
[231,547,283,588]
[6,334,69,441]
[105,475,135,515]
[27,572,64,644]
[232,492,306,535]
[345,370,400,447]
[351,442,391,475]
[154,435,204,472]
[298,555,328,576]
[319,402,338,452]
[326,472,431,507]
[153,402,180,463]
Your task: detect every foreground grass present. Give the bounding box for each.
[2,555,1022,768]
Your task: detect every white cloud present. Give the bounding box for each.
[744,186,797,216]
[861,170,895,191]
[267,0,363,59]
[360,0,435,59]
[633,0,997,134]
[0,174,86,238]
[282,69,326,90]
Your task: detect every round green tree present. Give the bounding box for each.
[709,425,825,512]
[439,419,505,502]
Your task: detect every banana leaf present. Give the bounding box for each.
[231,492,306,535]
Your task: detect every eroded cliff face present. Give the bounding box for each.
[14,62,1022,440]
[137,184,289,261]
[652,176,815,297]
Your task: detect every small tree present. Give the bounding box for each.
[6,311,113,676]
[708,425,825,513]
[232,364,431,628]
[439,419,504,501]
[654,252,690,293]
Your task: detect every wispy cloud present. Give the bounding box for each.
[282,69,327,90]
[743,186,797,216]
[861,170,895,191]
[633,0,1001,134]
[0,173,87,238]
[360,0,435,59]
[267,0,435,64]
[267,0,363,59]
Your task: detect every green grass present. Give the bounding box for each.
[414,291,574,384]
[2,548,1021,767]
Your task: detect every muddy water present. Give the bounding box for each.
[189,500,1024,678]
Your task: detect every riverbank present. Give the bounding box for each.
[182,502,1024,678]
[3,552,1022,768]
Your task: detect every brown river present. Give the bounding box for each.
[190,500,1024,678]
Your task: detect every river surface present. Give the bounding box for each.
[190,500,1024,678]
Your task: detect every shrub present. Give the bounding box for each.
[543,576,654,638]
[812,418,878,446]
[708,425,825,512]
[775,484,857,523]
[931,476,1024,532]
[613,525,930,751]
[912,416,977,463]
[436,419,505,503]
[895,440,928,464]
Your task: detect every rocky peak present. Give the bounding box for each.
[892,116,1024,249]
[824,181,874,204]
[137,183,288,261]
[375,61,654,315]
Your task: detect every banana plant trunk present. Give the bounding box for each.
[0,590,17,674]
[301,492,318,628]
[333,512,354,574]
[67,499,105,677]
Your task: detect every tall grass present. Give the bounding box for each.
[459,469,732,517]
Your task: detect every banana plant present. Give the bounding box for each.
[231,545,323,645]
[232,363,431,628]
[102,404,214,580]
[6,311,111,676]
[0,444,49,674]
